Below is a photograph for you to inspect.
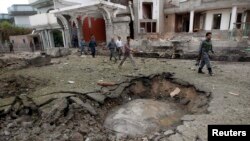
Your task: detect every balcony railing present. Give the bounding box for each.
[8,5,37,16]
[29,0,54,8]
[0,14,11,20]
[29,13,59,29]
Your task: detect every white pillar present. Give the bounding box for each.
[61,29,66,48]
[189,10,194,33]
[50,31,55,47]
[47,30,54,48]
[40,32,46,50]
[230,6,237,30]
[65,28,71,47]
[45,30,51,48]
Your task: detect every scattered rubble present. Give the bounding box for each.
[170,87,181,97]
[0,72,211,140]
[0,53,51,70]
[45,48,71,58]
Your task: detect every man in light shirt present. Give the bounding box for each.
[118,36,138,70]
[116,36,123,60]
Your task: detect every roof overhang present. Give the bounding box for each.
[50,0,127,15]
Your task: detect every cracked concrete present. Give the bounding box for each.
[0,54,250,140]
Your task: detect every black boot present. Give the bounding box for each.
[198,68,205,74]
[208,68,214,76]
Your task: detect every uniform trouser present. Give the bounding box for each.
[110,49,117,61]
[117,48,123,60]
[91,48,96,58]
[119,53,137,68]
[80,46,86,55]
[199,53,211,69]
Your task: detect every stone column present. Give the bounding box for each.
[61,29,66,47]
[105,22,114,43]
[77,19,83,46]
[45,30,51,48]
[65,28,72,47]
[72,18,83,47]
[113,16,130,41]
[133,0,139,38]
[48,30,54,48]
[230,6,237,30]
[189,10,194,33]
[40,31,46,50]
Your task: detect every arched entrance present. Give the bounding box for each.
[52,29,64,47]
[82,17,106,42]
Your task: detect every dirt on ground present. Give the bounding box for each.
[0,52,250,141]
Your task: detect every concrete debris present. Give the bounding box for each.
[68,81,75,84]
[40,98,68,123]
[0,53,51,70]
[0,97,16,108]
[45,48,71,58]
[69,97,97,116]
[181,115,195,121]
[27,55,51,67]
[180,99,190,105]
[21,121,33,128]
[86,93,106,104]
[164,130,175,136]
[32,93,75,106]
[4,130,10,136]
[97,80,116,87]
[170,87,181,97]
[228,92,240,96]
[70,132,84,141]
[168,133,184,141]
[104,99,178,137]
[142,137,149,141]
[0,70,212,140]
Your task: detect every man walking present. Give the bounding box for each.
[116,36,123,60]
[88,36,97,58]
[118,36,138,70]
[198,32,214,76]
[80,38,86,56]
[9,41,14,53]
[107,38,118,62]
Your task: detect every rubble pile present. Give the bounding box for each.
[0,53,51,70]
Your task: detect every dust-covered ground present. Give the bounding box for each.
[0,53,250,141]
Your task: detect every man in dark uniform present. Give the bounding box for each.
[9,41,14,53]
[107,38,118,62]
[198,32,214,76]
[88,36,97,58]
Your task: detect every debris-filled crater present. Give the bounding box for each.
[0,73,211,140]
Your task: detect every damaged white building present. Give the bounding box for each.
[28,0,250,49]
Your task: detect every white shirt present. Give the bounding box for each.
[116,40,123,48]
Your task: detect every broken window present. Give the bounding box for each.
[236,13,242,29]
[142,2,153,19]
[212,14,222,29]
[140,21,157,33]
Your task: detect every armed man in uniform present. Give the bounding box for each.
[198,32,214,76]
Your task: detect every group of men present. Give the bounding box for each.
[79,36,97,58]
[108,36,138,69]
[79,32,215,76]
[79,36,138,70]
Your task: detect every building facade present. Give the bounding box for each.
[28,0,250,49]
[29,0,131,49]
[0,14,12,23]
[164,0,250,34]
[8,4,37,27]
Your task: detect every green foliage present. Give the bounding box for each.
[0,21,32,42]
